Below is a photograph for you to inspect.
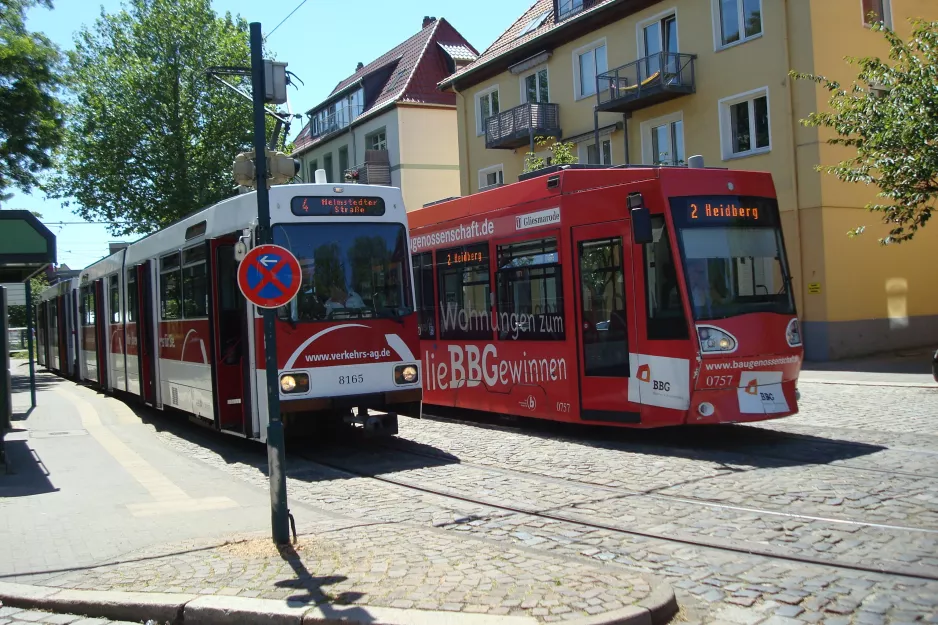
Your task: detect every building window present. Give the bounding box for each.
[411,252,435,338]
[714,0,762,48]
[323,153,333,183]
[574,40,607,99]
[639,11,678,79]
[182,245,208,318]
[522,67,549,104]
[478,164,504,190]
[338,145,349,180]
[159,252,181,320]
[367,128,387,151]
[496,237,564,341]
[862,0,891,26]
[581,138,612,164]
[476,87,500,135]
[643,215,688,340]
[437,243,492,340]
[308,159,317,182]
[641,112,685,165]
[719,88,770,159]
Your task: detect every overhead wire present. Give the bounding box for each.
[265,0,310,40]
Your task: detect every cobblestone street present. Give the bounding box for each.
[138,377,938,625]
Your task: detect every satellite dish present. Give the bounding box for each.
[234,241,247,261]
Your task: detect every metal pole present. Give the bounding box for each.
[250,21,289,545]
[25,279,36,408]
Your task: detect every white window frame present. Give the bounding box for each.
[577,138,613,165]
[475,86,500,137]
[718,86,771,160]
[519,65,550,104]
[478,164,505,190]
[636,8,679,58]
[640,111,684,165]
[861,0,892,28]
[572,38,607,101]
[711,0,763,51]
[366,127,387,151]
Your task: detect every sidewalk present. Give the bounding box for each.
[799,346,936,386]
[0,360,675,625]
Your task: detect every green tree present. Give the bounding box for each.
[50,0,278,237]
[522,136,578,173]
[790,18,938,245]
[6,271,48,327]
[0,0,64,196]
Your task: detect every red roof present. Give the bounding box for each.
[438,0,619,90]
[292,17,477,155]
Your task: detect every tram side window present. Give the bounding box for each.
[644,216,689,340]
[496,237,564,341]
[109,274,120,324]
[81,286,95,326]
[126,269,137,323]
[411,252,436,338]
[578,237,629,377]
[160,252,182,320]
[182,245,208,318]
[437,243,492,340]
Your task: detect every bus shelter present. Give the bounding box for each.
[1,210,56,471]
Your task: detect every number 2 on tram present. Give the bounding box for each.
[407,164,804,427]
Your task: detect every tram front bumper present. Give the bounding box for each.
[279,388,422,419]
[687,379,799,425]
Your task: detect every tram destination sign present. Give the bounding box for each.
[291,196,386,217]
[670,196,781,228]
[689,201,763,222]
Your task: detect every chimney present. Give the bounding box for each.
[422,16,436,28]
[356,61,364,71]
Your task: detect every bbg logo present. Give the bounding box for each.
[638,364,671,393]
[653,380,671,392]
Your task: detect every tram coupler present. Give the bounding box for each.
[345,408,399,437]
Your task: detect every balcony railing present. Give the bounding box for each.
[310,104,364,140]
[596,52,696,113]
[556,0,602,22]
[484,102,561,150]
[343,149,391,185]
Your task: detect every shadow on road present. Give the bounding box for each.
[0,439,59,497]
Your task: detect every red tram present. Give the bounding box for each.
[408,164,803,427]
[37,182,422,439]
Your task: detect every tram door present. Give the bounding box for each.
[211,240,248,434]
[57,297,68,371]
[572,221,641,423]
[94,279,109,390]
[138,262,157,404]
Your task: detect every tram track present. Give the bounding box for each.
[370,438,938,536]
[420,411,938,481]
[292,444,938,584]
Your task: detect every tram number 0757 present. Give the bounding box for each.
[556,402,571,413]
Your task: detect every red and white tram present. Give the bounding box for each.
[37,182,422,439]
[408,163,803,428]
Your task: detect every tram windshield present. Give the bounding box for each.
[273,223,413,323]
[669,196,795,321]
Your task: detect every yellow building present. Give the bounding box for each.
[439,0,938,361]
[291,17,477,213]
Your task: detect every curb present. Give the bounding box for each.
[0,580,678,625]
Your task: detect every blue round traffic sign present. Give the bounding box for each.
[237,244,302,308]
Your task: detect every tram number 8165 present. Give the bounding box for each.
[339,374,364,385]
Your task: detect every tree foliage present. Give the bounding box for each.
[523,137,578,173]
[0,0,64,195]
[790,18,938,245]
[51,0,278,237]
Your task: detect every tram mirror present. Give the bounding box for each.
[628,193,653,245]
[234,241,247,261]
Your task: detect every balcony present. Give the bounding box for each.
[310,104,364,141]
[343,149,391,185]
[556,0,602,22]
[596,52,696,113]
[485,102,561,150]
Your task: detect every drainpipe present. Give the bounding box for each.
[449,80,472,195]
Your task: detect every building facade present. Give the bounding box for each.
[291,16,478,213]
[440,0,938,361]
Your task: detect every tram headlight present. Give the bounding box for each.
[394,364,419,385]
[786,318,803,347]
[279,373,309,394]
[697,325,738,354]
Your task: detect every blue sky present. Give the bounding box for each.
[9,0,532,269]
